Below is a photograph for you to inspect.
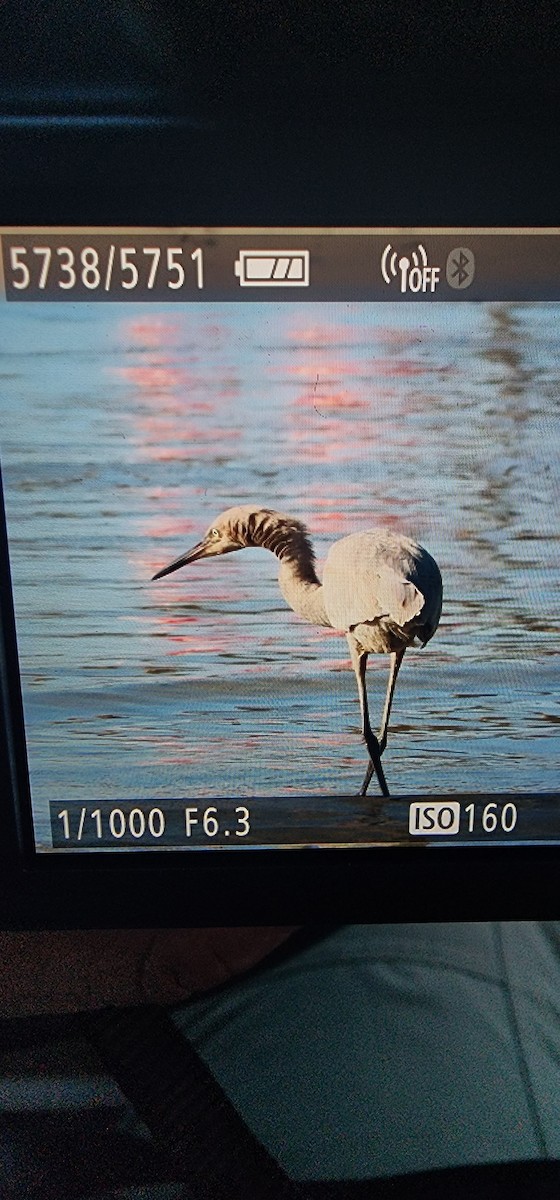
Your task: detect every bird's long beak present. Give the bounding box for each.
[152,540,208,581]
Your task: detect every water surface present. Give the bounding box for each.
[1,301,558,847]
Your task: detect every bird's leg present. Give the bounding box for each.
[378,648,406,755]
[359,649,406,796]
[347,635,390,799]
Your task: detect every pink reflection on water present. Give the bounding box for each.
[279,317,421,470]
[287,442,343,464]
[115,362,189,394]
[284,420,368,463]
[143,517,198,541]
[216,382,240,400]
[293,387,367,411]
[112,311,253,666]
[168,639,229,654]
[285,315,370,348]
[125,317,182,348]
[158,615,198,625]
[129,411,241,463]
[151,585,246,604]
[309,510,348,533]
[284,359,364,379]
[293,488,407,538]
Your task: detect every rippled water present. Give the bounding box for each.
[1,301,558,847]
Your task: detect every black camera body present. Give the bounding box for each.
[1,51,559,926]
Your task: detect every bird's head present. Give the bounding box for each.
[151,505,283,580]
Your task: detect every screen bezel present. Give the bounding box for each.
[0,113,559,927]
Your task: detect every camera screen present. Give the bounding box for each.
[1,228,558,852]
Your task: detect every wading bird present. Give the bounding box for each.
[153,506,442,797]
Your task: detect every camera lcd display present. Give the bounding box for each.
[0,229,558,852]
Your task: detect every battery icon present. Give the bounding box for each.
[234,250,310,287]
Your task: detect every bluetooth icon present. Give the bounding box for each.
[446,247,475,289]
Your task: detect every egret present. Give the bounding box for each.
[152,506,442,797]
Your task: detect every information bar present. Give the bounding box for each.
[2,229,560,302]
[49,793,560,850]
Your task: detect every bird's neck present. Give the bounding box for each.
[274,544,331,627]
[277,558,331,626]
[249,514,331,627]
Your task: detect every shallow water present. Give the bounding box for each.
[1,300,558,848]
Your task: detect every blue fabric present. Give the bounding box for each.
[173,924,560,1180]
[2,923,560,1196]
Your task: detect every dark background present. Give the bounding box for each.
[0,1,559,226]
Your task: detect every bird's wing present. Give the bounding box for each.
[322,530,426,632]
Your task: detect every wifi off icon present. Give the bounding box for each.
[381,243,440,293]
